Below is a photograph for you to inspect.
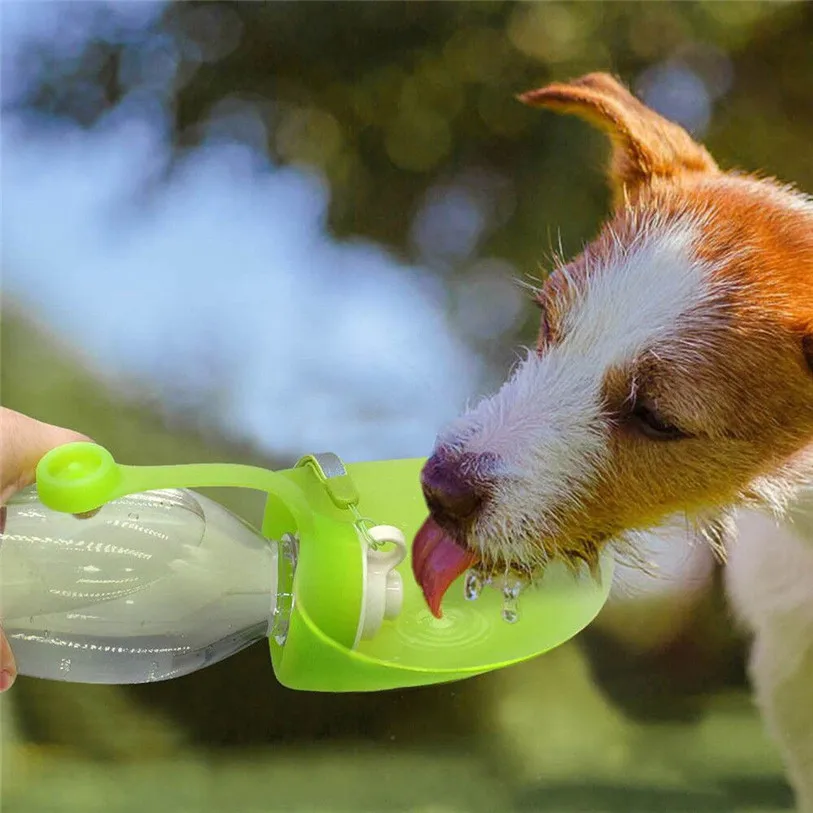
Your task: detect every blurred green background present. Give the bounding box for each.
[2,2,811,811]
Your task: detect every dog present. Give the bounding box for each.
[412,73,813,810]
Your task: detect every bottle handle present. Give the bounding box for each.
[35,442,312,517]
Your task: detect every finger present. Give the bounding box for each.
[0,630,16,692]
[0,408,92,503]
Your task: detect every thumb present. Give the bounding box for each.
[0,629,15,692]
[0,408,91,504]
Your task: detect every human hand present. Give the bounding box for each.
[0,408,91,692]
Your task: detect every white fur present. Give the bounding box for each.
[438,214,716,563]
[726,491,813,812]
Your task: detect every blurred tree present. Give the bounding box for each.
[5,0,806,760]
[10,0,812,296]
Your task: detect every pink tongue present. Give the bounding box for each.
[412,517,479,618]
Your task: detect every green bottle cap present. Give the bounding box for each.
[36,442,613,692]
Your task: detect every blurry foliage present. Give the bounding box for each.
[10,0,813,304]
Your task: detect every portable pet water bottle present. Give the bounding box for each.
[0,442,613,691]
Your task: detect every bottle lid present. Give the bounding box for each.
[35,442,613,693]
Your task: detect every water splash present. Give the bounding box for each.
[461,566,530,624]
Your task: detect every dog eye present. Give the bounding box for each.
[628,400,689,441]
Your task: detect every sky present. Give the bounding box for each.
[1,1,520,463]
[0,2,721,467]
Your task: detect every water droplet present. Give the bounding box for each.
[500,576,526,624]
[128,512,140,521]
[464,570,483,601]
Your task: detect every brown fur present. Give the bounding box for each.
[519,72,718,205]
[521,74,813,560]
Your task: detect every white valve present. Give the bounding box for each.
[355,524,406,644]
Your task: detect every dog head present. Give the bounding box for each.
[414,73,813,616]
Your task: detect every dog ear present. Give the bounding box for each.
[519,73,718,205]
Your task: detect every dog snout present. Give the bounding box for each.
[420,449,495,527]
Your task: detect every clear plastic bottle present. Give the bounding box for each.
[0,487,284,683]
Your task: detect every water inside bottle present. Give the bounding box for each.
[6,623,271,683]
[0,487,279,684]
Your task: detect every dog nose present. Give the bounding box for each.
[420,450,493,525]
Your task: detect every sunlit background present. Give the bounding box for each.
[2,2,812,812]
